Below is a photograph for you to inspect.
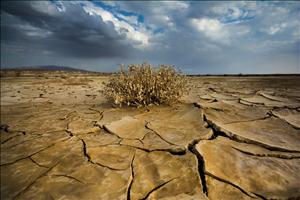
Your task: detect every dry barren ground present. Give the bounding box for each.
[1,72,300,200]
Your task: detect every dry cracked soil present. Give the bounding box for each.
[1,72,300,200]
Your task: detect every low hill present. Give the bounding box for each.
[1,65,89,72]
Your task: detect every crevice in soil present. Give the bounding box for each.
[1,136,14,144]
[232,147,300,159]
[121,137,145,146]
[1,133,24,144]
[208,87,218,93]
[13,162,59,200]
[81,139,91,162]
[126,154,135,200]
[81,139,127,171]
[258,93,283,102]
[65,121,74,137]
[88,107,104,121]
[29,157,49,168]
[139,178,177,200]
[201,115,227,140]
[51,174,84,184]
[193,102,224,111]
[144,122,178,146]
[1,143,56,166]
[188,140,208,196]
[251,192,268,200]
[202,114,300,153]
[223,114,271,125]
[94,162,129,171]
[193,103,299,198]
[205,172,259,199]
[3,135,44,149]
[65,129,74,137]
[239,98,265,106]
[102,125,122,140]
[198,94,217,102]
[238,98,254,106]
[119,143,186,155]
[269,111,300,130]
[101,125,145,145]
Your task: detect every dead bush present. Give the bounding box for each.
[103,62,188,106]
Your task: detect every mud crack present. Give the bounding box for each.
[81,139,128,171]
[13,162,59,200]
[101,124,145,146]
[188,140,208,196]
[269,110,300,130]
[4,135,44,150]
[66,122,74,137]
[205,171,259,198]
[29,157,49,168]
[1,132,26,144]
[126,154,135,200]
[88,107,104,121]
[120,143,186,155]
[51,174,84,184]
[144,121,178,146]
[202,114,300,153]
[232,147,300,159]
[139,178,177,200]
[81,139,92,162]
[1,143,56,166]
[101,125,122,140]
[258,92,283,102]
[223,114,271,125]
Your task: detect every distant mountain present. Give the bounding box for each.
[2,65,90,72]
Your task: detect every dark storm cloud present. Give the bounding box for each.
[1,1,132,59]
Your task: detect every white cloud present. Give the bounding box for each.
[268,26,281,35]
[116,14,139,25]
[191,17,251,45]
[211,1,257,23]
[146,1,189,28]
[160,1,189,10]
[153,15,174,28]
[30,1,59,15]
[81,2,150,49]
[262,20,298,36]
[191,18,230,44]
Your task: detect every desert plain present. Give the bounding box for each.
[1,71,300,200]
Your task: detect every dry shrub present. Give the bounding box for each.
[103,62,188,106]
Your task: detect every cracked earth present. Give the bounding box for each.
[1,72,300,200]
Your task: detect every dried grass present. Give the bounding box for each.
[103,62,188,107]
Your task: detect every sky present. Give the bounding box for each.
[1,1,300,74]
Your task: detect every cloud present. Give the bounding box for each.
[265,23,286,35]
[191,18,229,44]
[1,1,299,74]
[113,1,189,30]
[81,1,150,48]
[190,17,250,46]
[210,1,257,24]
[1,1,136,59]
